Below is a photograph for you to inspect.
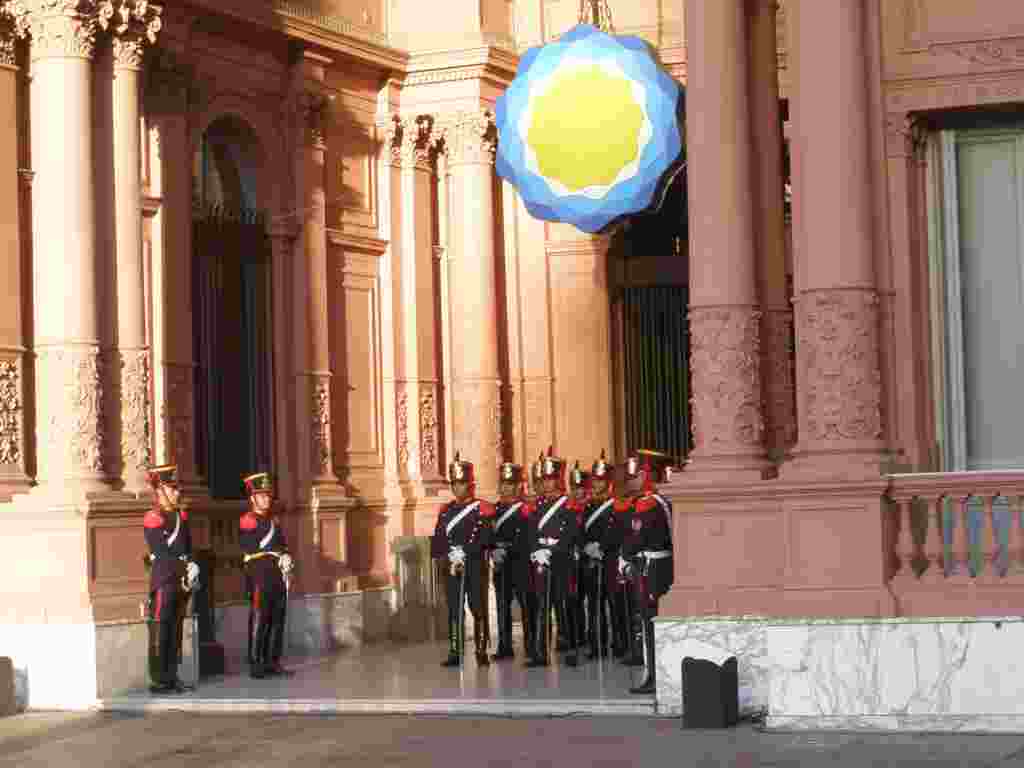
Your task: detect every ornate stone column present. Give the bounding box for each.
[0,13,30,494]
[781,0,886,480]
[748,0,795,462]
[294,81,338,491]
[683,0,772,482]
[6,1,117,496]
[384,114,444,490]
[436,110,502,493]
[109,1,160,494]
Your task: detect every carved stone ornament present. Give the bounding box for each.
[0,11,16,67]
[419,385,438,475]
[933,39,1024,67]
[35,345,105,476]
[104,0,162,70]
[396,388,410,472]
[452,380,502,470]
[119,349,151,472]
[0,358,23,466]
[761,309,797,453]
[688,307,765,453]
[311,377,331,475]
[160,362,194,470]
[2,1,97,60]
[796,288,883,443]
[298,90,328,149]
[435,109,497,166]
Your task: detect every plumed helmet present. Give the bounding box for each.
[541,445,566,479]
[569,461,591,490]
[499,462,523,485]
[147,464,178,489]
[591,449,613,479]
[243,471,274,495]
[448,451,475,484]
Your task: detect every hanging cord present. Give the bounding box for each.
[578,0,615,33]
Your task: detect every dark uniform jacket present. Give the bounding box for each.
[144,507,193,591]
[240,511,289,592]
[491,498,529,563]
[619,491,675,598]
[525,493,578,564]
[431,498,495,560]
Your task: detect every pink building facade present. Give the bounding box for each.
[0,0,1023,726]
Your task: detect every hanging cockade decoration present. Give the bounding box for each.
[495,15,685,234]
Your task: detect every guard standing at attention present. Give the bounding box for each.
[618,450,676,694]
[239,472,295,679]
[432,452,495,667]
[490,462,531,660]
[525,448,579,668]
[143,464,200,694]
[581,451,618,659]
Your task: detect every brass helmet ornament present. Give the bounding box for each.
[591,449,613,480]
[569,460,591,490]
[448,451,475,485]
[499,461,523,486]
[243,471,274,496]
[147,463,178,489]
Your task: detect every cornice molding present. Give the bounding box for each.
[403,45,518,88]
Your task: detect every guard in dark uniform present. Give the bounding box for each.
[581,451,618,659]
[143,464,199,694]
[611,458,645,667]
[432,452,495,667]
[565,463,590,655]
[518,453,544,660]
[239,472,295,679]
[525,448,580,668]
[618,450,676,694]
[490,462,531,660]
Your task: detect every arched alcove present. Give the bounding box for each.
[192,115,273,499]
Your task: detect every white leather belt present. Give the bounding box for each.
[641,550,671,560]
[539,537,559,547]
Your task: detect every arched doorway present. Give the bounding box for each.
[610,173,692,461]
[192,115,273,499]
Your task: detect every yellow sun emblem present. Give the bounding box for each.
[526,64,645,192]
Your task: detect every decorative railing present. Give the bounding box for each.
[888,471,1024,582]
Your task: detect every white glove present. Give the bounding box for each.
[278,553,295,574]
[584,542,604,560]
[449,546,466,566]
[185,561,200,590]
[530,548,552,567]
[617,556,631,578]
[492,547,507,567]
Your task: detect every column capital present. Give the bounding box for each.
[104,0,162,70]
[383,114,436,171]
[2,0,97,60]
[435,109,496,166]
[0,12,17,67]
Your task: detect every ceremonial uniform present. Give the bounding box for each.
[617,451,676,694]
[565,464,590,654]
[432,454,495,667]
[525,450,580,667]
[490,462,531,660]
[579,452,620,659]
[239,472,294,679]
[143,464,199,694]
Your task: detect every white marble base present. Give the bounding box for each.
[655,616,1024,732]
[0,624,99,710]
[654,618,769,718]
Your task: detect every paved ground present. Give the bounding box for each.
[3,712,1024,767]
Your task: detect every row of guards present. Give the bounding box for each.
[433,447,675,695]
[142,465,294,694]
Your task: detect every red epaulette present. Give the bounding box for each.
[613,498,633,514]
[143,510,164,529]
[478,500,496,518]
[239,512,259,531]
[179,509,188,522]
[636,496,657,513]
[520,500,535,519]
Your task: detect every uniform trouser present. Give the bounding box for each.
[492,559,526,652]
[629,568,661,673]
[150,584,186,686]
[251,584,287,669]
[530,560,575,661]
[445,557,484,656]
[582,561,611,651]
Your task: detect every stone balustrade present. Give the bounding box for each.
[888,471,1024,583]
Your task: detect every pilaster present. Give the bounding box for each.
[435,108,503,493]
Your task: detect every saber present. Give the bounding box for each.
[545,563,552,663]
[283,572,292,665]
[496,554,505,655]
[596,559,604,663]
[457,563,466,668]
[191,595,200,689]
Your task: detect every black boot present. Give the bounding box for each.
[522,597,536,660]
[525,593,549,667]
[475,620,491,667]
[441,617,461,667]
[629,619,657,695]
[621,612,644,667]
[563,598,578,667]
